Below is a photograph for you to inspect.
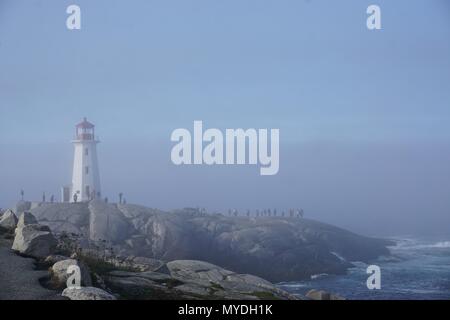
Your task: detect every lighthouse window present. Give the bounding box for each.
[85,148,89,156]
[85,166,89,175]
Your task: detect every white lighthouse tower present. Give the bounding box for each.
[65,117,101,203]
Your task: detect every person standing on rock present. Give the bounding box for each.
[73,193,78,203]
[20,189,24,201]
[42,192,46,203]
[119,192,123,204]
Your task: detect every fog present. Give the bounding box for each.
[1,138,449,237]
[1,0,450,237]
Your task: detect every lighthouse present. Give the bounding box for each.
[63,118,101,203]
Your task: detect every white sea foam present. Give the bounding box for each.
[278,283,308,288]
[310,273,328,280]
[396,241,450,250]
[330,251,346,262]
[389,238,450,250]
[429,241,450,248]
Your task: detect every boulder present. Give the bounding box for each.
[62,287,116,300]
[12,224,57,258]
[0,210,18,230]
[306,289,345,300]
[167,260,234,285]
[16,212,38,231]
[44,255,69,265]
[51,259,92,288]
[166,260,298,300]
[104,271,178,299]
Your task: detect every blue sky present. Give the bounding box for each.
[1,0,450,235]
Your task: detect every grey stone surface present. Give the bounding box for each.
[306,289,345,300]
[105,259,298,300]
[30,202,90,236]
[51,259,92,288]
[28,201,392,282]
[16,212,38,231]
[0,210,18,230]
[62,287,116,300]
[12,224,57,258]
[88,200,131,243]
[0,239,61,300]
[44,254,69,265]
[109,255,165,272]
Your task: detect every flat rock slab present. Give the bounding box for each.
[62,287,116,300]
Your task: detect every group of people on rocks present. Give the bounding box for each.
[19,189,304,219]
[227,208,304,218]
[19,189,127,205]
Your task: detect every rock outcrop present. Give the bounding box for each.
[12,212,57,259]
[51,259,92,288]
[2,210,300,300]
[88,201,132,243]
[0,210,18,231]
[16,212,38,231]
[105,259,297,300]
[62,287,116,300]
[306,289,345,300]
[28,201,392,282]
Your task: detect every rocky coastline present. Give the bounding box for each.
[0,201,392,300]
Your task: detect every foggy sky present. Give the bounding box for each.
[1,0,450,236]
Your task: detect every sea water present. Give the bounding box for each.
[278,236,450,300]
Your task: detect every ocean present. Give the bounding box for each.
[278,237,450,300]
